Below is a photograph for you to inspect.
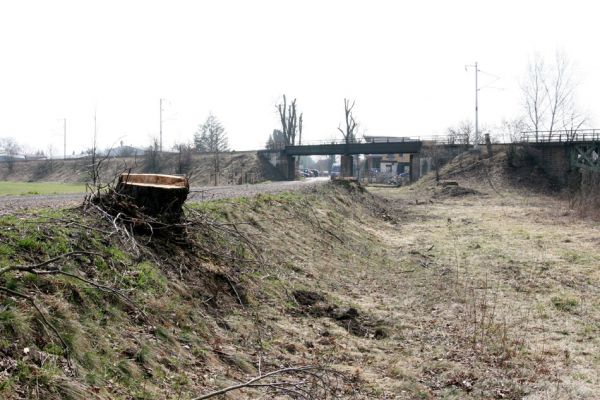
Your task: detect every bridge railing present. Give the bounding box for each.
[263,137,423,151]
[521,129,600,143]
[291,137,422,146]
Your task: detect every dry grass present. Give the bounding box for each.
[185,178,600,398]
[2,175,599,399]
[365,182,600,398]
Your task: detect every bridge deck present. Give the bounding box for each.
[284,141,422,156]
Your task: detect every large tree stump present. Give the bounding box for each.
[116,173,189,222]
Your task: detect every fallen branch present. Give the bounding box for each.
[0,251,100,276]
[192,365,338,400]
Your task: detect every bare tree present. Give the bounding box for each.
[500,117,528,143]
[426,139,442,182]
[545,52,575,139]
[277,95,303,146]
[144,138,161,173]
[86,114,114,186]
[522,52,585,141]
[46,145,55,173]
[446,120,474,145]
[298,113,303,145]
[173,142,194,175]
[194,114,229,185]
[0,137,20,173]
[337,99,358,144]
[522,54,547,141]
[561,108,587,141]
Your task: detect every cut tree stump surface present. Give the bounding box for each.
[116,173,189,221]
[118,173,189,188]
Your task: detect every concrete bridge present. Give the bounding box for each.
[284,140,422,156]
[261,138,423,180]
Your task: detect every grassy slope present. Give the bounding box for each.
[0,181,86,196]
[0,174,599,399]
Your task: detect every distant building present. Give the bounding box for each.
[363,136,413,174]
[107,145,146,157]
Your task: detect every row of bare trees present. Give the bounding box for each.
[521,51,586,141]
[266,96,359,150]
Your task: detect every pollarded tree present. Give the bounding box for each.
[194,114,229,185]
[276,95,303,146]
[337,99,358,145]
[336,99,359,177]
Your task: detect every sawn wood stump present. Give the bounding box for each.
[116,173,189,222]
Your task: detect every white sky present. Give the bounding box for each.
[1,0,599,155]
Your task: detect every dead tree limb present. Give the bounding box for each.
[0,251,99,276]
[192,365,338,400]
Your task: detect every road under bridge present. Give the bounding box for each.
[267,140,424,180]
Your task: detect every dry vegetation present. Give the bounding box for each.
[0,150,599,399]
[0,151,282,186]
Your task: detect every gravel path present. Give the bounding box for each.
[0,178,329,215]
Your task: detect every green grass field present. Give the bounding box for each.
[0,181,87,196]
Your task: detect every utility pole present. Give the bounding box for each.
[159,98,163,153]
[465,62,480,148]
[63,118,67,160]
[475,61,478,148]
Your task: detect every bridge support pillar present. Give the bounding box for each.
[284,155,296,180]
[341,154,354,177]
[274,153,297,180]
[410,154,418,182]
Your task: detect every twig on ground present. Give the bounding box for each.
[192,365,339,400]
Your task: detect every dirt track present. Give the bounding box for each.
[0,178,328,215]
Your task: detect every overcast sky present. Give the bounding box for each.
[1,0,599,155]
